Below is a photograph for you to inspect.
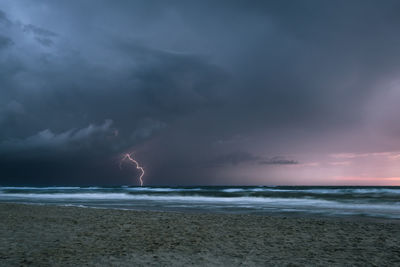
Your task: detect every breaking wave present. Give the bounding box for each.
[1,186,399,219]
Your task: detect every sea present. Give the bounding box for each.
[1,186,399,219]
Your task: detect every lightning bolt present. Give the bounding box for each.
[119,153,145,186]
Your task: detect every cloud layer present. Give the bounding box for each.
[1,1,400,185]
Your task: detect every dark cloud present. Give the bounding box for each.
[22,24,57,37]
[258,157,298,165]
[211,151,298,166]
[212,151,261,166]
[22,24,57,47]
[34,37,54,47]
[0,1,400,185]
[0,35,13,49]
[0,9,11,26]
[0,120,114,154]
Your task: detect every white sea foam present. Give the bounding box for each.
[0,193,130,199]
[1,192,399,212]
[0,186,81,190]
[1,186,399,218]
[222,189,246,192]
[244,188,400,195]
[125,187,203,192]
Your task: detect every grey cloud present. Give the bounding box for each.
[0,9,11,26]
[212,152,297,166]
[21,24,57,47]
[35,37,54,47]
[0,120,114,154]
[0,101,24,127]
[0,10,57,48]
[0,35,13,49]
[5,101,24,114]
[1,1,400,185]
[22,24,57,37]
[0,5,227,185]
[213,151,261,166]
[131,118,167,141]
[258,157,298,165]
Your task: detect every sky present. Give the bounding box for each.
[1,0,400,186]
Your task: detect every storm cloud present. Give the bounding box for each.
[1,0,400,186]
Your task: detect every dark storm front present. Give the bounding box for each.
[0,186,399,219]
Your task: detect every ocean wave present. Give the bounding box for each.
[124,187,204,192]
[0,193,131,199]
[2,186,399,194]
[1,192,399,211]
[1,187,400,219]
[222,188,246,192]
[236,188,400,195]
[0,186,82,190]
[2,186,400,201]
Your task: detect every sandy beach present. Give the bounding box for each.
[0,203,399,266]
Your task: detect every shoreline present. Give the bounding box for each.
[3,200,400,224]
[1,203,400,266]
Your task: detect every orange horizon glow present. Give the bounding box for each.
[334,176,400,186]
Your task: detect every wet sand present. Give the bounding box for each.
[0,203,400,266]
